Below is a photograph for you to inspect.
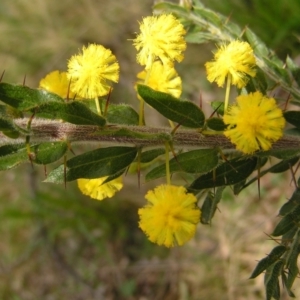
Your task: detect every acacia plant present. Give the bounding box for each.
[0,1,300,299]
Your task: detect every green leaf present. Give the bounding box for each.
[45,146,137,183]
[279,188,300,216]
[0,143,28,170]
[189,156,257,190]
[269,156,299,173]
[0,117,22,138]
[105,104,139,125]
[206,117,226,131]
[36,101,106,126]
[32,142,68,165]
[272,205,300,236]
[284,111,300,129]
[250,245,286,279]
[146,148,219,181]
[264,259,285,300]
[0,82,64,111]
[210,101,224,116]
[201,186,225,224]
[137,84,205,128]
[140,148,165,163]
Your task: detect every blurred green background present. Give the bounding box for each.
[0,0,300,299]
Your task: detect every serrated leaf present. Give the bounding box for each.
[189,156,257,190]
[284,111,300,129]
[137,84,205,128]
[0,82,64,111]
[206,117,226,131]
[36,101,106,126]
[32,142,68,165]
[201,186,225,224]
[272,205,300,236]
[146,148,219,182]
[140,148,165,163]
[45,146,137,183]
[250,245,286,279]
[279,188,300,216]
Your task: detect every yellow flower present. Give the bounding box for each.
[138,185,201,248]
[133,14,186,70]
[205,40,256,88]
[224,91,285,154]
[77,176,123,200]
[67,44,119,99]
[137,61,182,98]
[39,70,75,98]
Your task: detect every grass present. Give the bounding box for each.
[0,0,300,299]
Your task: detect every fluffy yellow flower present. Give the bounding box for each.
[39,70,75,98]
[67,44,119,99]
[137,61,182,98]
[138,185,201,248]
[224,91,285,154]
[205,40,256,88]
[77,176,123,200]
[133,14,186,70]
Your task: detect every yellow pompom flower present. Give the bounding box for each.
[39,70,75,98]
[77,176,123,201]
[137,61,182,98]
[67,44,119,99]
[224,91,285,154]
[205,40,256,88]
[133,14,186,70]
[138,185,201,248]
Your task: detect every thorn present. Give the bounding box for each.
[209,102,223,118]
[257,159,261,200]
[23,74,27,86]
[199,92,202,110]
[0,70,5,82]
[171,122,182,135]
[289,162,299,188]
[283,93,291,111]
[67,141,76,156]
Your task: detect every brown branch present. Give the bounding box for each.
[1,118,300,151]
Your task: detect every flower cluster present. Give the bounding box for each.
[38,12,287,249]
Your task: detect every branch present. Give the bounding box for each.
[1,118,300,151]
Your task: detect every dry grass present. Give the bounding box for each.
[0,1,299,299]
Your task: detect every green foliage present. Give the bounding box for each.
[1,1,300,299]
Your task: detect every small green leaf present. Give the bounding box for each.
[206,117,226,131]
[146,148,219,181]
[45,146,137,183]
[272,205,300,236]
[269,156,299,173]
[140,148,165,163]
[210,101,224,116]
[250,245,286,279]
[36,101,106,126]
[105,104,139,125]
[0,143,28,170]
[0,82,64,111]
[201,186,225,224]
[189,156,257,190]
[137,84,205,128]
[279,188,300,216]
[284,111,300,129]
[0,117,22,138]
[32,142,68,165]
[264,259,285,300]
